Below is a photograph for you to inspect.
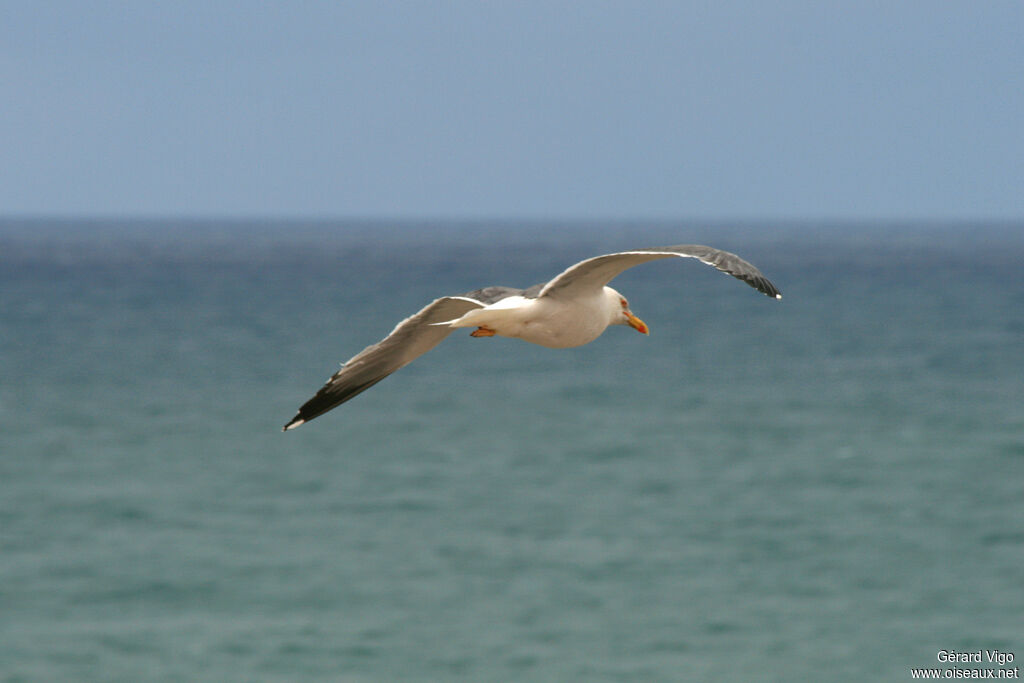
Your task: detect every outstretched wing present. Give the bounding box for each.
[283,295,485,430]
[537,244,782,300]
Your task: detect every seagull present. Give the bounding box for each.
[283,244,781,431]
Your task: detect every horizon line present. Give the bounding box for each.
[1,213,1022,227]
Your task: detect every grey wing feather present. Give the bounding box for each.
[460,283,546,303]
[282,295,485,430]
[538,244,782,300]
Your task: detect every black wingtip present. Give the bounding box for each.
[752,276,782,299]
[282,415,305,432]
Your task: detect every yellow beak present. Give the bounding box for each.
[626,312,649,335]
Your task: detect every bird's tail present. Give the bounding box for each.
[436,307,519,330]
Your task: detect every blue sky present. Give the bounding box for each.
[3,1,1022,221]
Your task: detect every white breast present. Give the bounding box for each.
[446,294,608,349]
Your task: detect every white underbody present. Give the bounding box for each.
[446,290,618,348]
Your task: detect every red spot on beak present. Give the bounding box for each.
[626,312,649,335]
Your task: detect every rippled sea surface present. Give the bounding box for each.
[2,220,1022,681]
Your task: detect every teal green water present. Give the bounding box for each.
[2,221,1022,681]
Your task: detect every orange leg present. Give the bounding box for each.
[470,326,496,337]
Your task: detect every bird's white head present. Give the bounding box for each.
[604,287,649,335]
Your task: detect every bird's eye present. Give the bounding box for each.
[620,298,629,308]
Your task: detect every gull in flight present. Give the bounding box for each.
[284,244,781,431]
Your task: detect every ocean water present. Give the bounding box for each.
[1,219,1022,682]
